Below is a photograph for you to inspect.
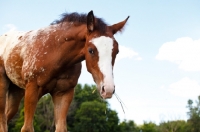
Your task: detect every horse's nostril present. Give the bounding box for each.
[113,89,115,94]
[102,86,105,93]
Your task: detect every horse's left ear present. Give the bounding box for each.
[109,16,130,34]
[87,10,95,32]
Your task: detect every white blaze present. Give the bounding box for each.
[90,36,114,93]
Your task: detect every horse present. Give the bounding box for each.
[0,10,129,132]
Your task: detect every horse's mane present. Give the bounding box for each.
[51,12,108,33]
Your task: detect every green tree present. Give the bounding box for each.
[105,109,120,132]
[186,96,200,132]
[158,120,189,132]
[73,101,119,132]
[140,121,158,132]
[67,84,106,130]
[68,84,120,132]
[119,120,139,132]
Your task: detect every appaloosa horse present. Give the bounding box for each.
[0,10,129,132]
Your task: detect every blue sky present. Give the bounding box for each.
[1,1,200,124]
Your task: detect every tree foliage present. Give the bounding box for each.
[67,84,105,130]
[68,84,119,132]
[140,121,158,132]
[158,120,189,132]
[119,120,139,132]
[186,96,200,132]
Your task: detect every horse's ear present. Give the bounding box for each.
[109,16,130,34]
[87,10,95,32]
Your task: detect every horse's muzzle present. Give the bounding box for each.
[100,85,115,99]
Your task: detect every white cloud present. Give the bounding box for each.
[2,24,17,32]
[156,37,200,71]
[168,77,200,98]
[117,45,142,61]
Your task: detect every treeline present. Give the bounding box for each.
[8,84,200,132]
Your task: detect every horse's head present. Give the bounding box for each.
[84,11,129,99]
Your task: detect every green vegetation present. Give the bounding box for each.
[7,84,200,132]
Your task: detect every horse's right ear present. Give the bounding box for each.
[87,10,95,32]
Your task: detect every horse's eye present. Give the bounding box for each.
[88,48,94,54]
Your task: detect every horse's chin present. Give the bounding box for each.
[101,94,113,99]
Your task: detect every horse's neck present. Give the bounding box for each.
[47,23,86,67]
